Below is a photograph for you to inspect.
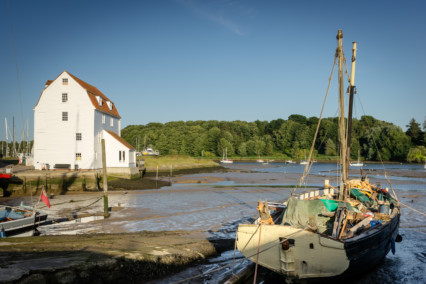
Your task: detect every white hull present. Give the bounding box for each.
[237,224,349,279]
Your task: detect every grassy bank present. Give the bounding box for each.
[140,155,219,171]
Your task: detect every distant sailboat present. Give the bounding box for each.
[300,150,308,165]
[350,150,364,167]
[220,147,233,164]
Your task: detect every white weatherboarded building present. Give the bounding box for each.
[33,71,138,177]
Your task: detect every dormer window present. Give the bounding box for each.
[96,96,102,106]
[106,101,112,110]
[62,78,68,85]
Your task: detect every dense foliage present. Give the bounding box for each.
[122,115,426,162]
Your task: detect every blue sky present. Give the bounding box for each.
[1,0,425,141]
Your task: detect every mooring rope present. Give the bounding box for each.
[36,195,103,209]
[399,201,426,216]
[253,223,263,284]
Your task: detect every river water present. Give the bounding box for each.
[34,162,425,283]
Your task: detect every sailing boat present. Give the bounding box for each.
[220,147,233,164]
[350,150,364,167]
[300,150,308,165]
[236,30,401,282]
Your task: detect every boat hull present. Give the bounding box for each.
[0,206,48,237]
[343,210,400,277]
[236,210,400,281]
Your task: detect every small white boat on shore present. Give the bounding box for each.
[0,204,48,237]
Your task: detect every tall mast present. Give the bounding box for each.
[337,30,348,200]
[346,42,357,176]
[13,116,16,157]
[5,118,9,157]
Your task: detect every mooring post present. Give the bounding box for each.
[156,165,159,188]
[101,139,110,218]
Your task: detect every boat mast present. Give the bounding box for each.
[346,42,357,175]
[337,30,348,200]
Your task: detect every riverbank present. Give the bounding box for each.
[0,157,223,197]
[0,230,218,283]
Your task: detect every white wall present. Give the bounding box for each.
[34,72,95,170]
[102,130,136,168]
[93,110,121,169]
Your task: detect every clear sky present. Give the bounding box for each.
[1,0,425,141]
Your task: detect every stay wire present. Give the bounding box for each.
[293,54,337,194]
[355,93,399,201]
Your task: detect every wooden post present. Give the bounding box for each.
[101,139,110,218]
[156,165,159,188]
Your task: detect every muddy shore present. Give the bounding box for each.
[0,165,232,283]
[0,231,219,283]
[1,162,425,283]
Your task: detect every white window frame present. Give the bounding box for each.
[62,112,68,121]
[110,117,114,127]
[63,78,68,85]
[76,133,82,141]
[102,114,105,124]
[75,153,82,160]
[62,93,68,102]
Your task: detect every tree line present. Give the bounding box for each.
[121,115,426,162]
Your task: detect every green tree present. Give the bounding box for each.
[238,142,248,156]
[288,114,307,125]
[406,118,424,146]
[406,146,426,163]
[217,138,234,157]
[325,139,337,156]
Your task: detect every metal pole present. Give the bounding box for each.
[101,139,109,218]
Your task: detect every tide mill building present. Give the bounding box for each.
[33,71,138,177]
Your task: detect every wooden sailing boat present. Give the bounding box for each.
[236,30,401,282]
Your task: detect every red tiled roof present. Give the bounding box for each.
[67,72,121,118]
[105,130,135,150]
[35,71,121,119]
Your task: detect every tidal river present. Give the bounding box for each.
[34,162,426,283]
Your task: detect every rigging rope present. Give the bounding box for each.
[292,54,338,195]
[355,94,399,201]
